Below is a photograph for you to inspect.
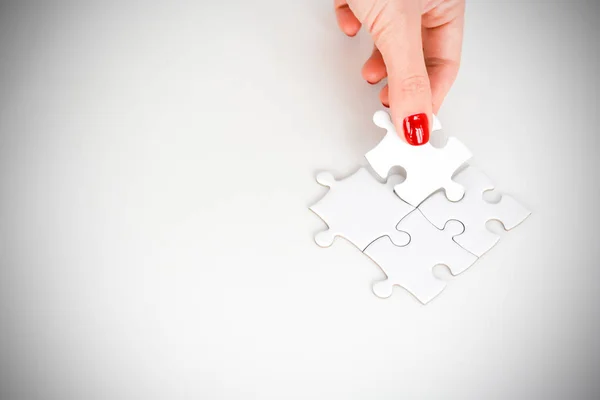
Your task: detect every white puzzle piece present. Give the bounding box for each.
[363,210,478,304]
[309,168,413,251]
[418,166,531,257]
[365,110,472,207]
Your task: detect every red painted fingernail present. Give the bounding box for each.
[402,113,429,146]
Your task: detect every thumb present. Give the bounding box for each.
[366,1,433,146]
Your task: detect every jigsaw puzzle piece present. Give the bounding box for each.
[365,110,472,207]
[309,168,413,251]
[364,210,478,304]
[418,166,531,257]
[366,236,447,303]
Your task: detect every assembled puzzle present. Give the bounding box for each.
[309,110,531,304]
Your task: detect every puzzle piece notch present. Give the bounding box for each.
[364,210,478,304]
[365,110,472,207]
[418,166,531,257]
[309,168,413,251]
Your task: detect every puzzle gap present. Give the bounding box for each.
[482,189,502,204]
[386,165,407,181]
[429,129,448,149]
[432,264,453,280]
[485,219,507,236]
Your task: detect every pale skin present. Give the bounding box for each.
[334,0,465,141]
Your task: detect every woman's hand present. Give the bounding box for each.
[334,0,465,145]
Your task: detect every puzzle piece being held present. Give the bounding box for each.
[365,110,472,207]
[309,168,413,251]
[418,166,531,257]
[364,210,478,304]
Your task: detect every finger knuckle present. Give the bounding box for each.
[364,1,392,39]
[426,57,461,72]
[397,75,430,94]
[423,0,465,27]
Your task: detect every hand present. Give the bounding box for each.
[334,0,465,145]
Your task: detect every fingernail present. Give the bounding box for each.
[402,113,429,146]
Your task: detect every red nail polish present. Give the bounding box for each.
[402,113,429,146]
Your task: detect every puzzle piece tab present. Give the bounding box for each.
[418,166,531,257]
[309,168,413,251]
[365,110,472,207]
[364,210,478,304]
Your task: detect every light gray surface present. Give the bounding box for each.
[0,1,599,399]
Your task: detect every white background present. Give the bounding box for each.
[0,1,599,399]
